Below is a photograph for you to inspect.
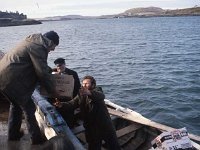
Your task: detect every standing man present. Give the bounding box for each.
[0,31,59,145]
[52,58,81,127]
[54,76,121,150]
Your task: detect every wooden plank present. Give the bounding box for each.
[75,122,142,147]
[116,123,142,138]
[107,106,200,143]
[106,101,200,149]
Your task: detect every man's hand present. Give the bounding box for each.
[53,98,63,108]
[79,87,91,96]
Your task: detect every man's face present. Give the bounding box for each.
[56,63,65,73]
[47,44,57,53]
[82,79,92,90]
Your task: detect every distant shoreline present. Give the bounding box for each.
[0,18,42,27]
[38,6,200,21]
[38,14,200,22]
[1,6,200,25]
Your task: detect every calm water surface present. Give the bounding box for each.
[1,16,200,135]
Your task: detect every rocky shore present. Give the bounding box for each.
[0,18,42,27]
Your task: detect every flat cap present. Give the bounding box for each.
[54,58,65,65]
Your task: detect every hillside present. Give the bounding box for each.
[122,7,164,16]
[41,15,96,21]
[164,7,200,16]
[116,6,200,18]
[39,6,200,21]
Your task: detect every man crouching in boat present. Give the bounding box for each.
[54,75,121,150]
[0,31,59,145]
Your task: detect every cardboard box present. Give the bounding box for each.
[151,127,193,150]
[40,74,74,98]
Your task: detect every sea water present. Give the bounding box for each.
[0,16,200,135]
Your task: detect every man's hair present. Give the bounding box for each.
[82,75,96,88]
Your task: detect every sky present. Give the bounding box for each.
[0,0,200,18]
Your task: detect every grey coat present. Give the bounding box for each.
[0,33,56,105]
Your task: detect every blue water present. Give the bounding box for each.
[1,16,200,135]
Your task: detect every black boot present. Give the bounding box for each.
[8,130,24,141]
[31,136,46,145]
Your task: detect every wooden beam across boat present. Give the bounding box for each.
[116,123,142,138]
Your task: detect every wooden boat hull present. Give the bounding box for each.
[32,89,85,150]
[32,90,200,150]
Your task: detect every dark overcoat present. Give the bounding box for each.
[62,87,117,142]
[0,34,56,106]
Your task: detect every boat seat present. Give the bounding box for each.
[116,122,142,138]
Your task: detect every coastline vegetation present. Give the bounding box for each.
[0,11,41,27]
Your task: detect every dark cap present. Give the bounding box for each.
[43,31,59,45]
[54,58,65,65]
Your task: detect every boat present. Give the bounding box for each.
[1,46,199,150]
[32,89,200,150]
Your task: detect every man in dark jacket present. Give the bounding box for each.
[52,58,81,127]
[0,31,59,144]
[53,58,81,98]
[54,76,121,150]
